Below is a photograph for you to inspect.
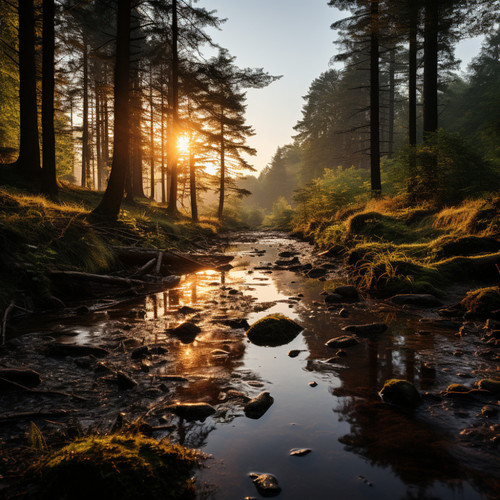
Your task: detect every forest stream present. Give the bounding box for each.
[1,232,499,499]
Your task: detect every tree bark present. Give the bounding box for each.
[41,0,58,197]
[218,113,225,220]
[15,0,41,175]
[189,146,198,222]
[423,0,439,135]
[149,65,155,200]
[160,70,166,203]
[408,0,418,148]
[81,35,89,187]
[167,0,179,215]
[388,47,395,159]
[92,0,131,220]
[369,0,381,195]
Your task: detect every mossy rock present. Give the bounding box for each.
[33,435,201,500]
[460,287,500,317]
[476,379,500,395]
[379,379,421,409]
[246,314,302,347]
[446,383,470,393]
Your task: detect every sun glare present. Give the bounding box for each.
[177,135,190,154]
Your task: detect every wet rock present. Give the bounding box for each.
[246,314,302,347]
[309,382,318,388]
[379,379,421,409]
[165,402,216,421]
[288,350,301,358]
[74,357,93,370]
[220,318,250,329]
[342,323,387,336]
[168,322,201,343]
[75,306,91,315]
[336,349,347,357]
[95,362,113,374]
[307,268,327,279]
[131,345,150,360]
[211,349,230,357]
[333,285,359,301]
[276,257,300,267]
[177,306,199,315]
[217,264,233,272]
[338,308,349,318]
[279,251,298,258]
[249,473,281,497]
[481,405,499,418]
[461,287,500,318]
[420,362,436,378]
[390,294,443,308]
[485,319,500,331]
[290,448,312,457]
[324,293,344,304]
[476,379,500,395]
[148,344,168,355]
[325,356,341,363]
[45,343,109,358]
[223,390,250,404]
[244,391,274,419]
[446,383,470,393]
[325,335,359,348]
[0,368,41,388]
[116,371,137,390]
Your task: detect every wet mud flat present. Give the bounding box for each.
[0,232,499,499]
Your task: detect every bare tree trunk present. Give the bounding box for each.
[423,0,438,136]
[160,71,166,203]
[189,146,198,222]
[408,0,418,191]
[388,47,395,159]
[91,0,131,220]
[41,0,58,197]
[167,0,179,215]
[95,66,103,190]
[15,0,40,176]
[369,0,381,195]
[149,64,155,200]
[81,35,89,187]
[217,114,225,220]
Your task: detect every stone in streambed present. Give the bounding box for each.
[246,314,302,347]
[165,402,216,421]
[342,323,387,336]
[290,448,312,457]
[324,293,344,304]
[116,371,137,390]
[476,379,500,395]
[0,368,41,388]
[249,473,281,497]
[333,285,359,301]
[390,294,443,308]
[288,349,302,358]
[45,343,109,358]
[325,335,359,348]
[244,391,274,419]
[131,345,150,359]
[307,268,327,279]
[379,379,421,409]
[168,322,201,343]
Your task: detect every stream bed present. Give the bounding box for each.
[1,232,499,499]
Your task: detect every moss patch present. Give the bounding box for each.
[460,287,500,317]
[246,314,302,347]
[33,434,202,500]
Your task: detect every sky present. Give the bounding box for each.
[199,0,485,175]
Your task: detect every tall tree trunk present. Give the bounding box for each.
[95,67,103,191]
[149,65,155,200]
[160,72,166,203]
[15,0,40,175]
[41,0,58,197]
[102,65,110,177]
[92,0,131,220]
[369,0,381,195]
[217,115,225,220]
[167,0,179,215]
[81,35,89,187]
[423,0,438,136]
[189,147,198,222]
[408,0,418,191]
[388,47,395,159]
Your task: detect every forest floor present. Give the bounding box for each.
[0,182,222,314]
[291,195,500,298]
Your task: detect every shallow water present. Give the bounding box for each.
[3,232,498,499]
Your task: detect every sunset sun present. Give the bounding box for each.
[177,134,190,154]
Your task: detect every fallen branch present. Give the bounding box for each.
[132,258,156,276]
[155,251,164,274]
[0,409,76,424]
[0,376,88,401]
[2,300,15,345]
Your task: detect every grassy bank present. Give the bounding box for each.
[292,195,500,296]
[0,184,220,312]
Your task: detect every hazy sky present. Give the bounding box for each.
[200,0,485,174]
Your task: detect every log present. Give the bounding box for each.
[49,271,143,287]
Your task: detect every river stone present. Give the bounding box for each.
[290,448,312,457]
[333,285,359,301]
[169,322,201,343]
[131,345,150,359]
[324,293,344,304]
[288,349,301,358]
[379,379,421,409]
[342,323,388,336]
[0,368,41,388]
[446,383,470,393]
[307,268,327,279]
[244,391,274,419]
[246,314,302,347]
[481,405,499,417]
[391,294,443,308]
[249,473,281,497]
[45,343,109,358]
[116,371,137,390]
[325,335,360,348]
[476,379,500,394]
[279,251,298,258]
[165,402,216,421]
[276,257,300,267]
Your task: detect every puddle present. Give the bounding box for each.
[1,232,498,499]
